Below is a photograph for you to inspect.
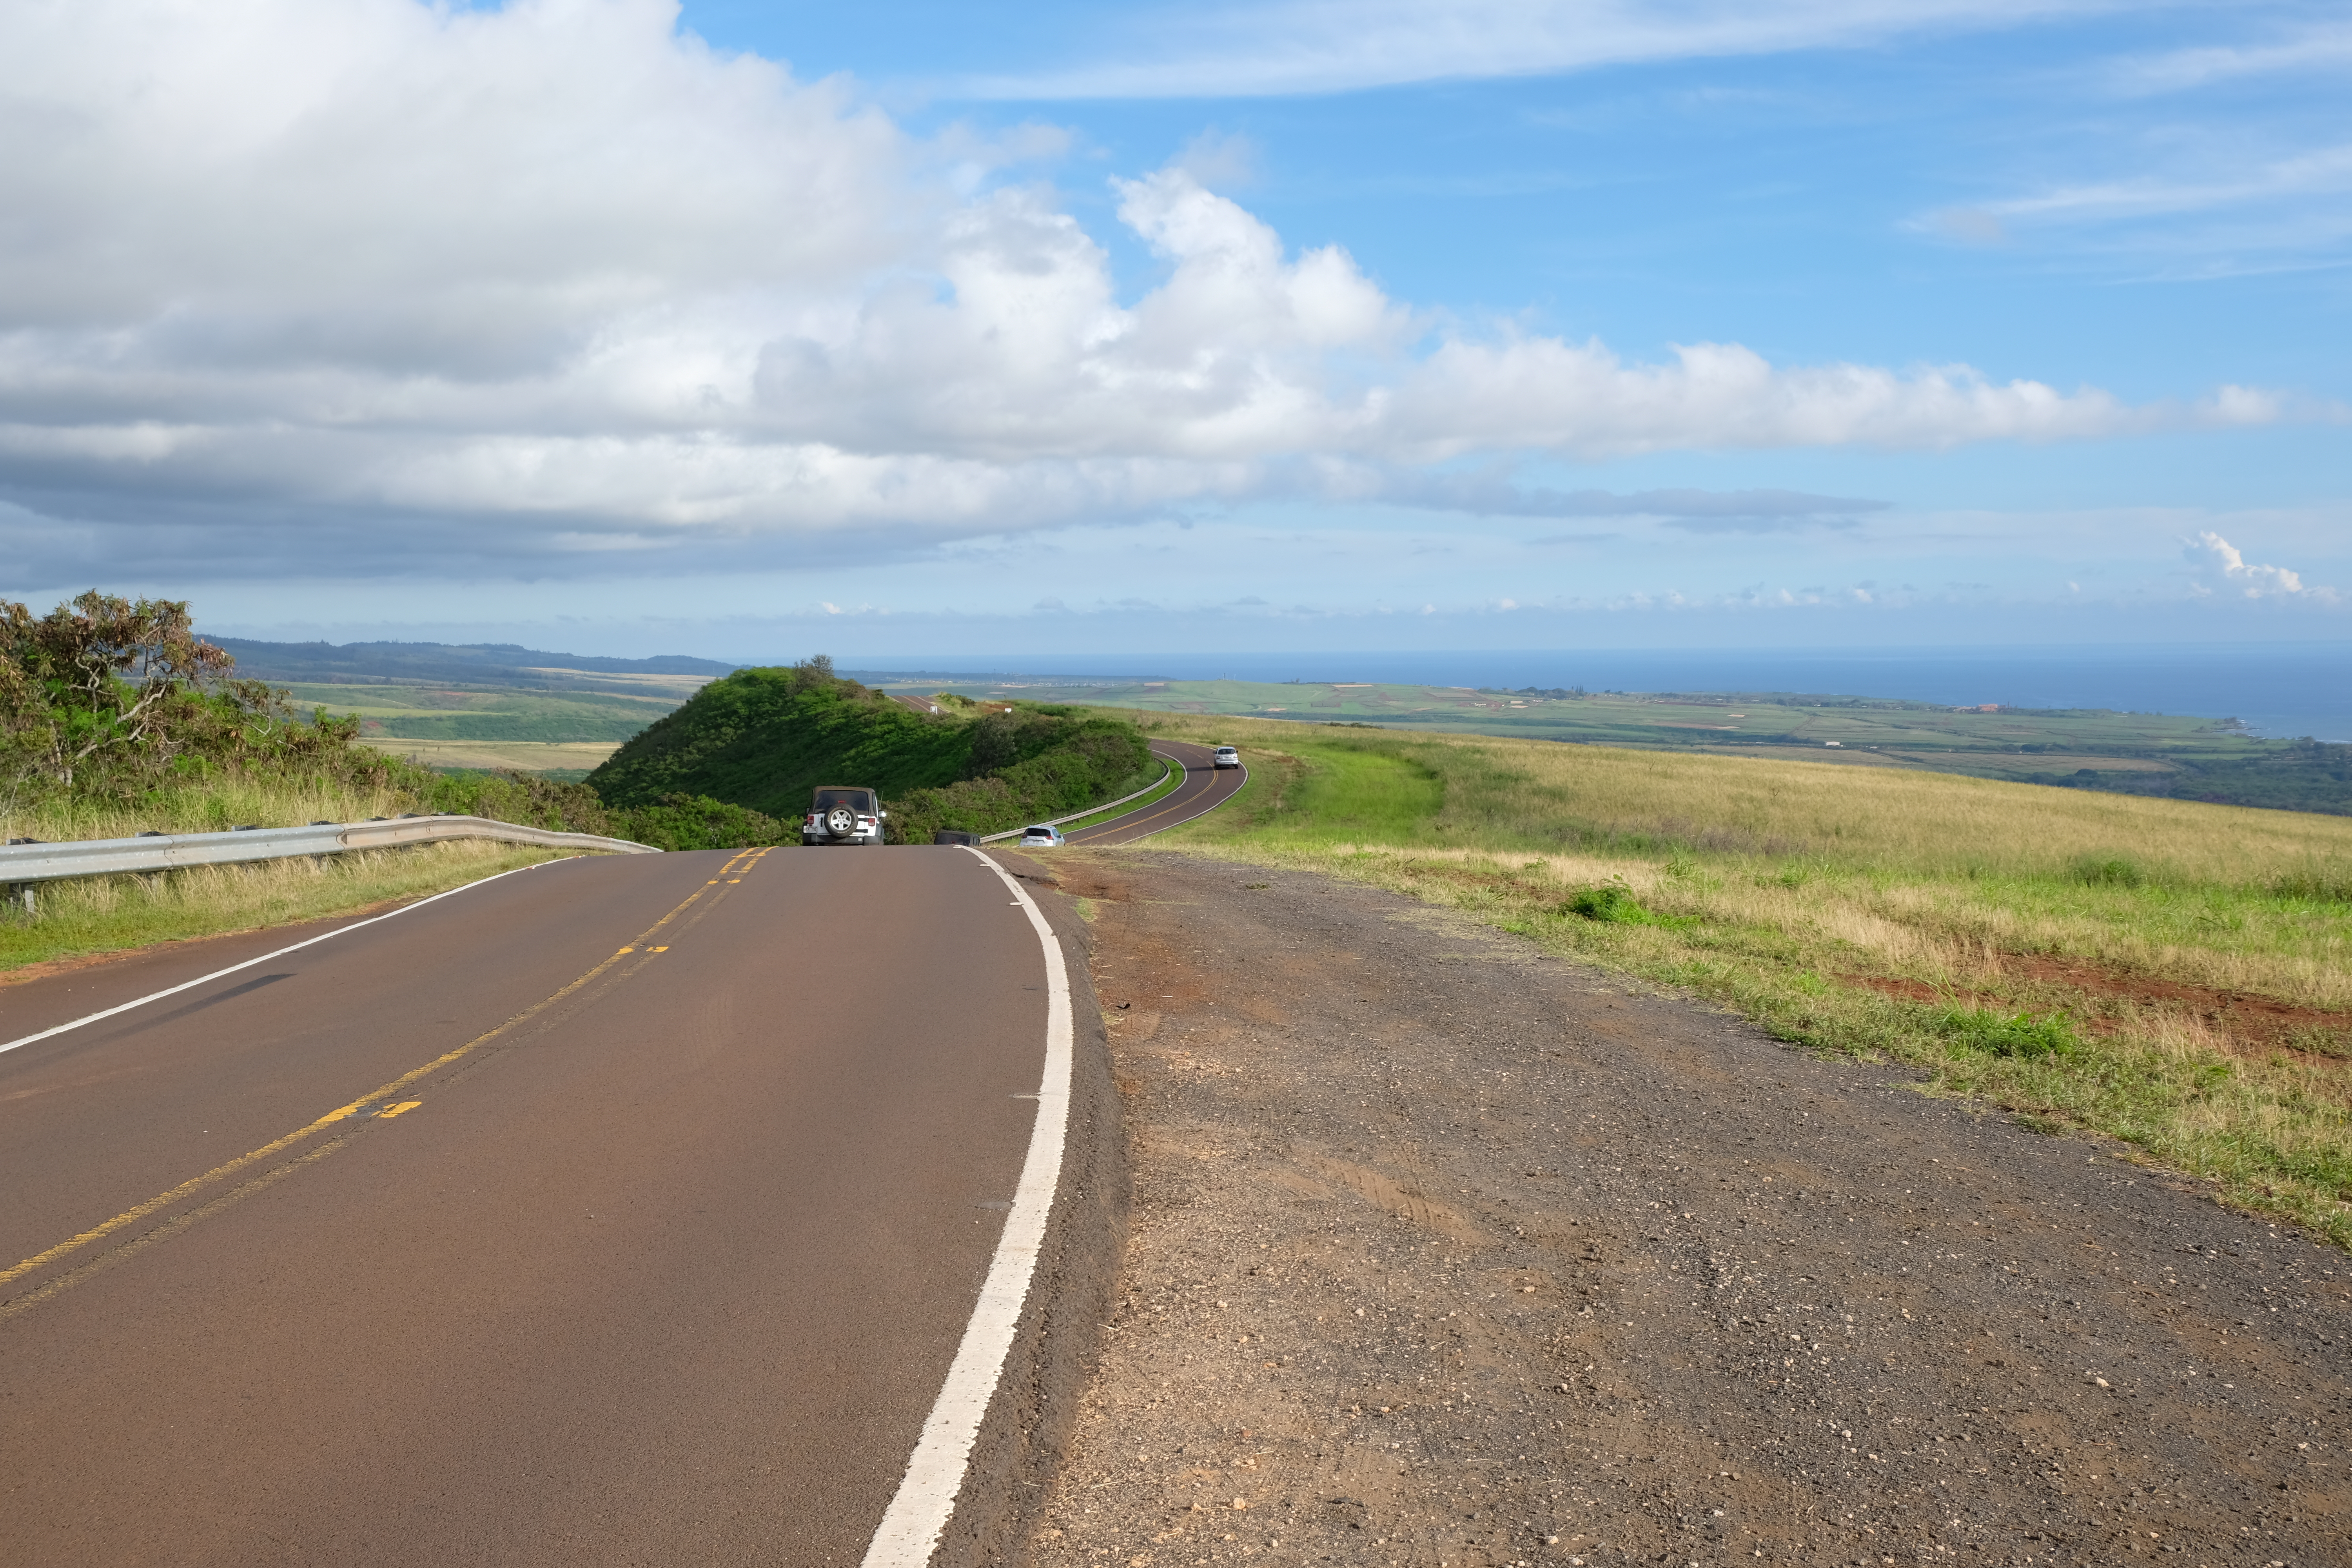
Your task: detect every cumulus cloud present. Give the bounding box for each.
[0,0,2271,577]
[2186,531,2337,602]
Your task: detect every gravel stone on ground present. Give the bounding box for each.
[1023,850,2350,1568]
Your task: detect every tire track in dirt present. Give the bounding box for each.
[1026,851,2350,1568]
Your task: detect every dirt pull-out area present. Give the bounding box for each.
[1022,850,2349,1568]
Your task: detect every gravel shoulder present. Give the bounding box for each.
[1021,849,2350,1568]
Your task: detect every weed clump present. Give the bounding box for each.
[1562,883,1645,922]
[2271,864,2352,904]
[1936,1006,2078,1059]
[2069,852,2147,887]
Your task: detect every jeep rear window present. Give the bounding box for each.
[812,788,877,811]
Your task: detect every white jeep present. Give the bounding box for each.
[803,786,887,846]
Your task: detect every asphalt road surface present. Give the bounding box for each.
[1067,741,1246,846]
[0,846,1066,1566]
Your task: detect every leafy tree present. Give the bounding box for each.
[0,591,404,824]
[0,592,234,791]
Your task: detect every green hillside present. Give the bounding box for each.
[586,661,1155,838]
[589,665,967,815]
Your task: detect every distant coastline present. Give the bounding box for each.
[836,643,2352,744]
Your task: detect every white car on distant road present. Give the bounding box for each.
[1019,824,1066,847]
[1212,746,1241,769]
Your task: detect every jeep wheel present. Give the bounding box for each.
[824,806,857,837]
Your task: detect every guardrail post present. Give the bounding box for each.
[4,882,31,918]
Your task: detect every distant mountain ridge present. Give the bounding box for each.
[210,637,738,686]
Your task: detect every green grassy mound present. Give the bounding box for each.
[587,664,969,817]
[586,661,1155,841]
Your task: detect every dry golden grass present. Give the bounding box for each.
[0,838,570,975]
[0,772,600,975]
[1134,707,2352,884]
[3,776,419,845]
[356,738,622,773]
[1121,713,2352,1248]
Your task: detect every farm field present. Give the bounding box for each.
[212,637,725,759]
[1105,708,2352,1246]
[874,674,2349,813]
[354,737,624,778]
[281,680,690,744]
[876,673,2252,755]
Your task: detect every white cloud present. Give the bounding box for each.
[1963,143,2352,227]
[0,0,2280,576]
[961,0,2118,100]
[1907,137,2352,273]
[2106,22,2352,96]
[2185,531,2337,601]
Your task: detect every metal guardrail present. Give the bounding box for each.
[975,753,1183,844]
[0,815,658,914]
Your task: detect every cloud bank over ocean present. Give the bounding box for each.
[0,0,2282,581]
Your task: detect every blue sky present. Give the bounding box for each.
[0,0,2345,658]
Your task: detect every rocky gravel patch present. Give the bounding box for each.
[1022,850,2350,1568]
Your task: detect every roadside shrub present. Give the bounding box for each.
[2271,864,2352,905]
[2068,852,2146,888]
[1562,883,1646,923]
[423,769,612,835]
[889,713,1153,842]
[1936,1006,2078,1059]
[964,705,1079,775]
[611,793,786,851]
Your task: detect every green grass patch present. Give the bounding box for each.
[1123,712,2352,1250]
[1936,1006,2079,1059]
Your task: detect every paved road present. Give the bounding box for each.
[0,847,1061,1566]
[1067,741,1246,845]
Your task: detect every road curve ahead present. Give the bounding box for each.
[0,847,1067,1567]
[1067,741,1245,845]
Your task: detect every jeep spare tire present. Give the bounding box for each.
[825,806,857,837]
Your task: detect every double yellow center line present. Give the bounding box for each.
[0,846,771,1323]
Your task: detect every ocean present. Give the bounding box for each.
[860,643,2352,742]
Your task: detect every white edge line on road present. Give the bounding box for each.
[1088,753,1245,844]
[0,858,568,1060]
[861,846,1076,1568]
